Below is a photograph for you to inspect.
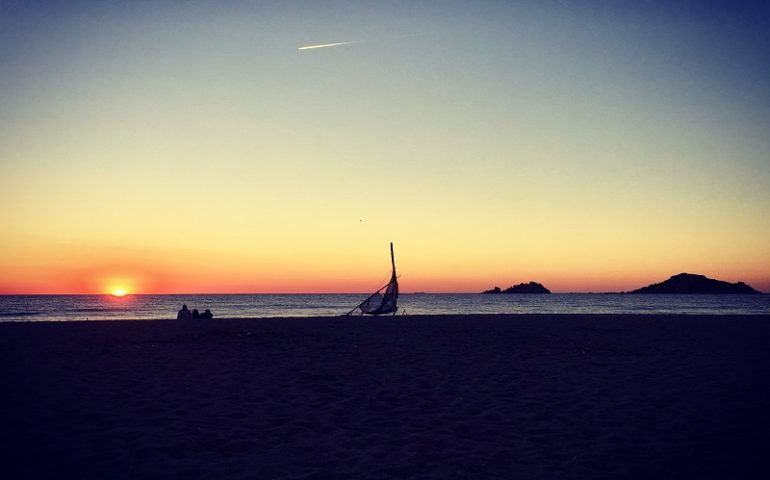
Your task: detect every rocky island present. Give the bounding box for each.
[629,273,762,294]
[483,282,551,294]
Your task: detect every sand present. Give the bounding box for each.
[1,314,769,479]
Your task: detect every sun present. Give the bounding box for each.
[111,288,127,297]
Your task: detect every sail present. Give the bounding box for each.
[360,273,398,315]
[347,243,399,316]
[379,272,399,314]
[359,292,383,314]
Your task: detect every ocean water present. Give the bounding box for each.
[0,293,768,322]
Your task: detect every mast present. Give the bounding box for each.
[390,242,396,277]
[389,242,399,306]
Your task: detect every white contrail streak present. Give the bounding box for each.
[298,41,359,51]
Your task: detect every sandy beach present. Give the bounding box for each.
[2,314,769,479]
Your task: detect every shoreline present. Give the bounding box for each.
[2,314,769,478]
[2,310,770,324]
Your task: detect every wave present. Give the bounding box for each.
[0,311,40,317]
[72,307,129,313]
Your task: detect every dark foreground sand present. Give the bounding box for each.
[2,314,770,479]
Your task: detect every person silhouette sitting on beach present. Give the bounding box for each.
[200,309,214,319]
[192,309,200,319]
[177,304,192,320]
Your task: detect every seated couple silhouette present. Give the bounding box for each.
[177,304,213,320]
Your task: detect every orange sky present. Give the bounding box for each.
[0,238,767,294]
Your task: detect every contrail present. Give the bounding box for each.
[298,41,360,51]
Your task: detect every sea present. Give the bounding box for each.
[0,293,768,322]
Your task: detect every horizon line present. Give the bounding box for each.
[1,291,765,296]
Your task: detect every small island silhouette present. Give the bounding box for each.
[483,282,551,294]
[629,273,761,294]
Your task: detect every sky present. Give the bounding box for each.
[1,0,769,294]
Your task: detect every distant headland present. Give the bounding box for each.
[628,273,762,294]
[479,273,762,295]
[483,282,551,294]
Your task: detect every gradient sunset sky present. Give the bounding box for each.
[1,1,769,294]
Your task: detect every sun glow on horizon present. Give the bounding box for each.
[111,288,127,297]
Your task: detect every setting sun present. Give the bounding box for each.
[111,288,127,297]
